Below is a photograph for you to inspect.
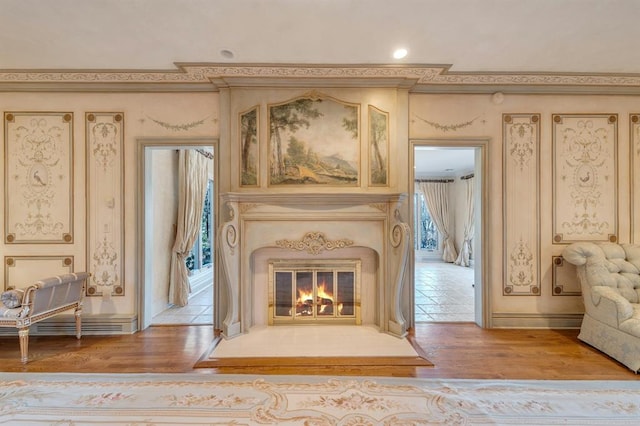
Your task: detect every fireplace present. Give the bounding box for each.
[268,259,361,325]
[217,192,411,339]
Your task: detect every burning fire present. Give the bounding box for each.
[296,281,341,316]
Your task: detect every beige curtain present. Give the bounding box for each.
[169,150,209,307]
[454,177,475,267]
[419,182,458,263]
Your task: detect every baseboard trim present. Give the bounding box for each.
[0,314,138,336]
[491,313,583,329]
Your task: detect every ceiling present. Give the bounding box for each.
[1,0,638,74]
[1,0,632,176]
[414,147,475,178]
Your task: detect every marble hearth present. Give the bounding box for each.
[217,192,411,339]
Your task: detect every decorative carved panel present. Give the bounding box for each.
[552,256,581,296]
[503,114,540,295]
[4,256,73,290]
[4,112,73,243]
[276,232,354,255]
[86,112,124,296]
[552,114,617,244]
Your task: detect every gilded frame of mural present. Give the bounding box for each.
[631,114,640,243]
[268,92,360,186]
[4,255,74,291]
[368,105,389,187]
[552,114,618,244]
[502,114,541,296]
[240,105,259,187]
[4,112,74,244]
[86,112,125,297]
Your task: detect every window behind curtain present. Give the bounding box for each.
[186,179,213,273]
[414,192,439,252]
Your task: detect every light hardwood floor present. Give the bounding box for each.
[0,323,636,379]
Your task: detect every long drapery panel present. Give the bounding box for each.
[454,177,474,267]
[419,182,458,263]
[169,150,209,306]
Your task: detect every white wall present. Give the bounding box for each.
[149,149,179,318]
[3,88,637,331]
[410,93,639,325]
[0,92,218,322]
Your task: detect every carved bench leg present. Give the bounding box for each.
[18,327,29,364]
[75,307,82,339]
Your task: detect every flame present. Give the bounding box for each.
[296,289,314,304]
[296,282,334,304]
[295,280,336,315]
[316,282,333,301]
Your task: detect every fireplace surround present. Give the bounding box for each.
[217,192,411,339]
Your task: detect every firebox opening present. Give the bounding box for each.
[268,259,362,325]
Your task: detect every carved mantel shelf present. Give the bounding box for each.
[220,192,407,208]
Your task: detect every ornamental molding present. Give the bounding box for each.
[146,115,212,132]
[0,65,440,84]
[413,114,480,132]
[2,64,640,92]
[276,232,354,255]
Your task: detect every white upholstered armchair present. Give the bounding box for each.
[562,242,640,373]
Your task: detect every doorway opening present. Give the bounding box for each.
[411,140,488,327]
[137,139,218,330]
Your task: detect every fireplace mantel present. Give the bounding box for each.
[221,192,407,207]
[217,191,412,340]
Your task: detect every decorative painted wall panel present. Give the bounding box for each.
[86,112,124,296]
[368,105,389,186]
[4,112,73,243]
[4,256,73,290]
[552,114,617,243]
[552,256,581,296]
[240,106,259,186]
[503,114,540,295]
[631,114,640,243]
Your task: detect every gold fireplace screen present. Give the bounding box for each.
[268,259,361,325]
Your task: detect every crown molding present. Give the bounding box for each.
[1,63,640,94]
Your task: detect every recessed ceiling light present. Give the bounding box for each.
[393,48,408,59]
[220,49,234,59]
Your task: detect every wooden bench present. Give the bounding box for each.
[0,272,89,363]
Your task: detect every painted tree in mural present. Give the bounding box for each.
[241,108,258,185]
[369,108,387,185]
[286,136,307,165]
[270,99,322,178]
[342,106,358,139]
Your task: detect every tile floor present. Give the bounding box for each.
[414,261,475,322]
[151,284,213,325]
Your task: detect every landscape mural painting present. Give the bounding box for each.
[240,106,258,186]
[269,95,359,185]
[368,105,389,186]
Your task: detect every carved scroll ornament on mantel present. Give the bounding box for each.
[276,232,354,255]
